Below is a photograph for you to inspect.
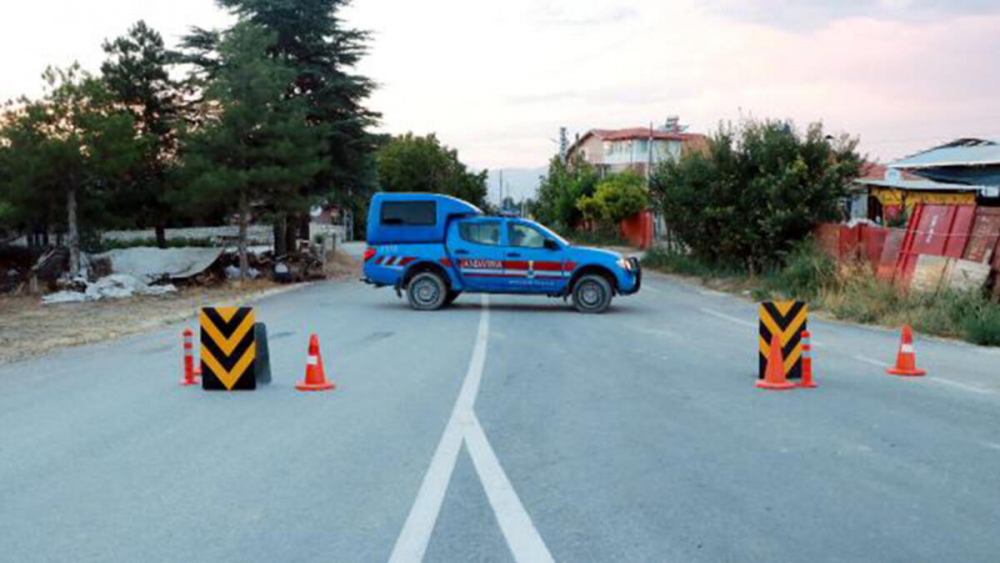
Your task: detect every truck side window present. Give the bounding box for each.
[459,222,501,246]
[508,223,546,249]
[381,201,436,226]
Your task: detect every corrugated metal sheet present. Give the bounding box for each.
[895,204,976,286]
[877,229,906,281]
[891,138,1000,169]
[856,178,982,192]
[963,208,1000,264]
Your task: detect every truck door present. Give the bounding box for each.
[502,221,568,293]
[448,219,506,291]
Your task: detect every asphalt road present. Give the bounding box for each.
[2,271,1000,562]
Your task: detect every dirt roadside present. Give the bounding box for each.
[0,250,359,365]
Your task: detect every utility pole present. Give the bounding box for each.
[559,127,569,164]
[499,170,504,208]
[647,121,654,186]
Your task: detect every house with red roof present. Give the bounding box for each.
[565,117,707,178]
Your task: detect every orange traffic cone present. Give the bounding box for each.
[296,334,335,391]
[887,325,925,377]
[757,333,795,390]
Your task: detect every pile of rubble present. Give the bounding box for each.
[2,239,334,302]
[43,274,177,304]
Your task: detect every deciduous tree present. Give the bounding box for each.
[534,155,599,231]
[376,133,489,208]
[651,119,861,271]
[577,172,648,232]
[0,66,139,274]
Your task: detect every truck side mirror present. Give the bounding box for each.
[544,239,560,251]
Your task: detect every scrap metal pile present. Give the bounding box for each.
[1,240,330,301]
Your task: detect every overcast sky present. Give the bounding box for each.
[2,0,999,171]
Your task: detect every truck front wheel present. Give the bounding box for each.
[572,274,613,314]
[407,272,448,311]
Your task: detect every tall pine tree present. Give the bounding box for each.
[101,21,183,247]
[184,0,380,250]
[181,22,328,281]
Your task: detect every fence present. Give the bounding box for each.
[816,204,1000,295]
[102,224,346,247]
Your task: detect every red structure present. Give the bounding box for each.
[816,203,1000,291]
[619,211,655,250]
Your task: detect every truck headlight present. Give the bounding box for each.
[617,258,633,271]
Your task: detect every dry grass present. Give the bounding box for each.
[644,245,1000,347]
[0,250,361,365]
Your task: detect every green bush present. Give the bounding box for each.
[644,236,1000,348]
[760,240,838,301]
[576,172,649,233]
[962,300,1000,346]
[651,119,862,271]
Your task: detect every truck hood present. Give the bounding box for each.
[568,246,623,262]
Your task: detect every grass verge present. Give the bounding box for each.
[643,242,1000,347]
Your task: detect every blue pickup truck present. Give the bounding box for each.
[361,193,641,313]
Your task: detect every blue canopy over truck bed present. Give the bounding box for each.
[366,193,483,245]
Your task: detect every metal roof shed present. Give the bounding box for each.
[890,138,1000,186]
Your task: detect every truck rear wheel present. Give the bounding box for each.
[407,272,448,311]
[572,274,613,314]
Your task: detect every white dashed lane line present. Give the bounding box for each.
[699,307,756,329]
[926,377,993,395]
[853,355,891,368]
[694,301,996,398]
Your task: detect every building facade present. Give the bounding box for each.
[565,120,706,177]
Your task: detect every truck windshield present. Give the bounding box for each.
[525,221,568,246]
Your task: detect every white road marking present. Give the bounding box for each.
[699,307,756,328]
[927,377,993,395]
[697,288,728,297]
[854,355,890,368]
[389,294,553,563]
[388,295,490,563]
[700,308,827,345]
[641,283,665,294]
[466,413,555,563]
[628,326,681,339]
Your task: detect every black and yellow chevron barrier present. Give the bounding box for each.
[200,307,257,391]
[758,301,808,381]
